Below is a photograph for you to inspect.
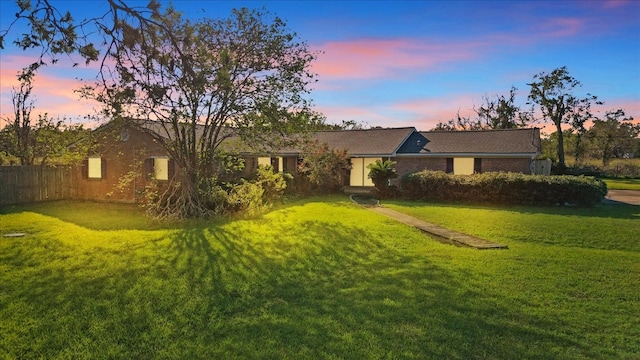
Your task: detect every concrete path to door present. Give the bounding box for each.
[350,195,508,250]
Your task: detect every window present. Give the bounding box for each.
[453,157,474,175]
[258,157,271,167]
[87,156,104,179]
[145,157,173,181]
[154,157,169,180]
[349,157,381,187]
[258,156,283,172]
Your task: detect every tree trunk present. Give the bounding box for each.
[149,166,204,219]
[555,123,566,173]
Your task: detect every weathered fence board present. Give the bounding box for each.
[0,166,72,206]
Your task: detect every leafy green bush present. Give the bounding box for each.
[226,165,289,213]
[401,170,607,207]
[564,165,604,177]
[255,164,290,203]
[367,159,398,198]
[556,161,640,178]
[227,180,264,213]
[298,141,350,193]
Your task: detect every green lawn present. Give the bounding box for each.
[1,198,639,359]
[604,178,640,190]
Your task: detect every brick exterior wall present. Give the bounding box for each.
[241,156,298,177]
[71,125,171,202]
[395,157,449,175]
[479,158,532,174]
[393,156,533,185]
[72,124,301,202]
[71,123,536,200]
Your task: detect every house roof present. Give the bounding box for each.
[314,127,416,156]
[95,119,540,158]
[397,128,540,155]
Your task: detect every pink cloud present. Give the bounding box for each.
[311,38,484,81]
[316,104,398,127]
[315,94,482,131]
[602,0,631,9]
[597,99,640,124]
[1,54,103,127]
[392,95,480,130]
[535,17,585,38]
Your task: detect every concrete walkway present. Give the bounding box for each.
[350,195,508,250]
[605,190,640,205]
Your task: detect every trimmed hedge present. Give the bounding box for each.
[400,171,608,207]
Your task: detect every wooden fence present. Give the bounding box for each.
[0,165,73,206]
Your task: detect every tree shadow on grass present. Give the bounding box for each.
[0,210,619,358]
[157,220,602,358]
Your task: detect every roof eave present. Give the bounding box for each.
[394,152,539,158]
[348,153,397,158]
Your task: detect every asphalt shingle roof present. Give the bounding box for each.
[107,120,540,156]
[315,127,415,156]
[397,128,540,155]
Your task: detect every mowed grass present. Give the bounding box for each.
[1,198,639,359]
[604,178,640,190]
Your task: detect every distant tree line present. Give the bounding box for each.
[0,64,97,166]
[433,66,638,172]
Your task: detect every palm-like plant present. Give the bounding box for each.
[367,159,397,197]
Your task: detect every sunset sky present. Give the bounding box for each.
[1,0,639,132]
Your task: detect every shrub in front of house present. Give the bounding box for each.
[226,165,289,213]
[227,180,265,213]
[367,159,399,199]
[255,164,291,203]
[298,142,350,194]
[400,170,607,207]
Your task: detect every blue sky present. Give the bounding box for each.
[1,0,639,132]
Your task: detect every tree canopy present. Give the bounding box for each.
[433,87,531,131]
[586,109,638,166]
[527,66,600,172]
[2,1,321,218]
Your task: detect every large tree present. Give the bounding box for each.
[3,1,319,218]
[0,70,94,165]
[4,74,35,165]
[527,66,600,172]
[1,1,162,79]
[432,87,531,131]
[86,6,317,218]
[474,86,532,130]
[587,109,638,166]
